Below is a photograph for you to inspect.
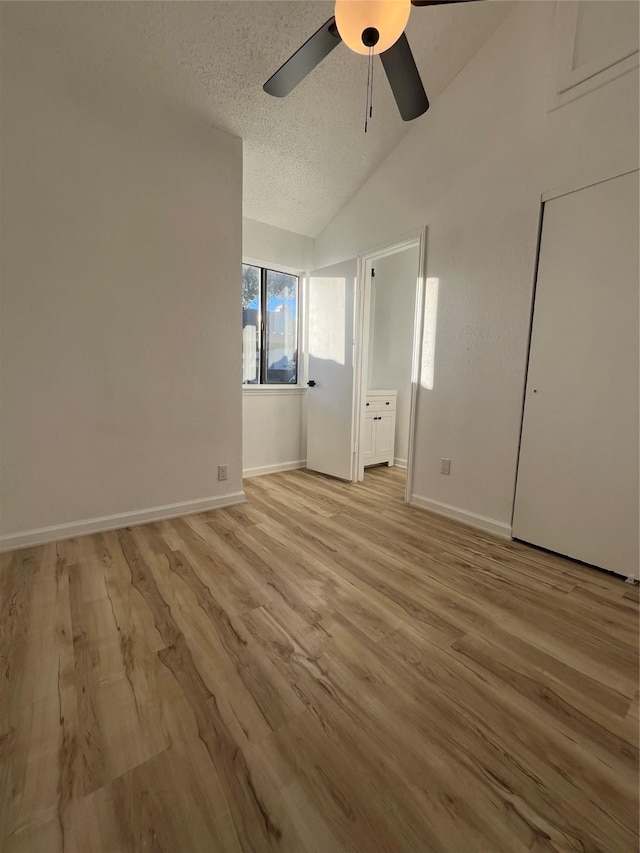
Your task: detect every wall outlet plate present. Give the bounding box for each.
[440,458,451,475]
[218,465,228,482]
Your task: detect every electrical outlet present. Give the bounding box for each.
[440,458,451,475]
[217,465,228,482]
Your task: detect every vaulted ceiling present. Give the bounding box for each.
[4,1,512,236]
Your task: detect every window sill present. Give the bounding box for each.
[242,385,306,396]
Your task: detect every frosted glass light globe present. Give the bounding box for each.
[335,0,411,56]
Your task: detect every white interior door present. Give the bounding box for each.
[513,171,639,576]
[306,258,357,480]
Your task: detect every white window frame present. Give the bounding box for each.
[242,257,306,394]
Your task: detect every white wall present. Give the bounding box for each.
[243,218,314,271]
[0,15,243,548]
[242,390,306,478]
[242,219,312,477]
[369,248,419,466]
[314,1,639,534]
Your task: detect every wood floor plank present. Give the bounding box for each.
[257,497,638,696]
[1,466,638,852]
[83,735,243,853]
[450,631,638,769]
[154,547,306,731]
[146,552,276,747]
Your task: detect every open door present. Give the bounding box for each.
[306,259,358,480]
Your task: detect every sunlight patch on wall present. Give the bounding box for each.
[308,277,346,366]
[421,277,439,390]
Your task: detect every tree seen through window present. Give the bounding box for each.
[242,264,298,384]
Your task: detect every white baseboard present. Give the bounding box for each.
[243,460,306,479]
[394,457,408,469]
[0,491,246,553]
[409,494,512,539]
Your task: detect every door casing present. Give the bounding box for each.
[353,228,428,503]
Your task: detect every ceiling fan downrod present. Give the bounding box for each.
[364,44,375,133]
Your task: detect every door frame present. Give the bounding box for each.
[353,227,428,503]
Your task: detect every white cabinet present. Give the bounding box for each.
[363,390,396,467]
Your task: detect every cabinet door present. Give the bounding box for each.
[361,414,375,461]
[374,413,394,458]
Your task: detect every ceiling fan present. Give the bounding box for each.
[264,0,479,122]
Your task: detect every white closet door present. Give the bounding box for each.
[513,171,639,576]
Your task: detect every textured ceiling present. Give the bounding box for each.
[3,1,512,236]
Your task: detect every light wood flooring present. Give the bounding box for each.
[1,466,639,852]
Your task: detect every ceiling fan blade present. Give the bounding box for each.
[264,17,341,97]
[380,33,429,121]
[411,0,481,6]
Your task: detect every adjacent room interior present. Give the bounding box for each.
[1,1,638,850]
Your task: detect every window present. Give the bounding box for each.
[242,263,299,385]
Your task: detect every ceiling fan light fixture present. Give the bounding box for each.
[334,0,411,56]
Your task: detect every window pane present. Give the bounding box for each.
[265,270,298,384]
[242,264,261,384]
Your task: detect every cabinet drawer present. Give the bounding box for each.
[365,396,396,412]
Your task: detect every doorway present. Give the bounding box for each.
[355,231,427,501]
[304,230,426,496]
